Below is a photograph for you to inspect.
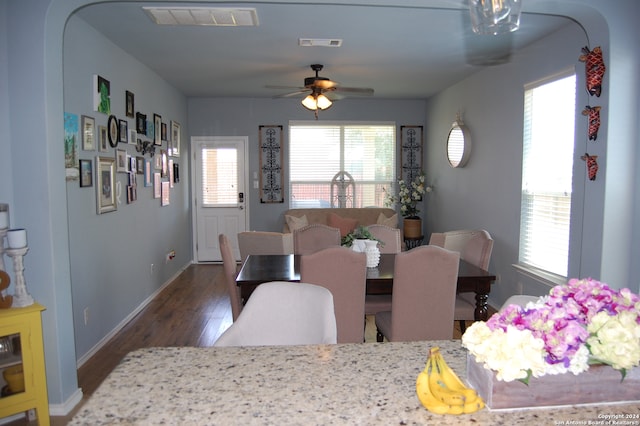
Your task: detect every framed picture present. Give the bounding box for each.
[64,112,79,180]
[125,91,134,118]
[153,114,162,146]
[144,158,152,186]
[173,163,180,183]
[161,122,167,142]
[128,128,137,146]
[146,119,154,139]
[79,159,93,187]
[161,149,167,177]
[118,119,128,143]
[136,156,145,174]
[129,156,137,174]
[161,181,170,206]
[136,112,147,134]
[153,172,161,198]
[169,159,174,188]
[93,75,111,115]
[127,184,137,204]
[116,148,127,172]
[154,153,162,170]
[96,156,117,214]
[107,115,118,147]
[170,120,181,157]
[98,125,109,152]
[81,115,96,151]
[400,125,423,185]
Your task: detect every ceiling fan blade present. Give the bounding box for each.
[274,89,311,98]
[334,86,374,96]
[312,79,338,90]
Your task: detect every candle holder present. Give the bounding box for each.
[5,247,34,307]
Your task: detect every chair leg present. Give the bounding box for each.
[376,328,384,343]
[459,320,467,334]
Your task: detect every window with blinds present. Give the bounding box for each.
[201,147,238,206]
[519,72,576,277]
[289,122,396,208]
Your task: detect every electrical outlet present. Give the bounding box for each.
[83,307,89,325]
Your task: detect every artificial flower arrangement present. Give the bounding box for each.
[384,172,427,218]
[461,278,640,383]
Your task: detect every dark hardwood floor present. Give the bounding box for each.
[9,262,470,425]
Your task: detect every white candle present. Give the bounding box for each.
[0,212,7,229]
[7,228,27,249]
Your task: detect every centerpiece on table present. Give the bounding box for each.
[341,225,383,267]
[462,278,640,409]
[384,172,427,239]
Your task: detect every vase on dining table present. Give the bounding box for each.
[363,239,380,268]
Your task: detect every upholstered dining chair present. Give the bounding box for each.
[237,231,293,264]
[429,229,494,333]
[366,224,402,254]
[293,224,341,255]
[219,234,243,322]
[375,245,459,342]
[213,281,337,347]
[300,246,367,343]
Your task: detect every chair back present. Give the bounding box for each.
[293,224,341,255]
[237,231,293,264]
[390,245,459,341]
[366,224,402,253]
[219,234,243,321]
[429,229,493,270]
[300,247,367,343]
[213,281,337,346]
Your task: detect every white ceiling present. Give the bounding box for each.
[75,1,574,100]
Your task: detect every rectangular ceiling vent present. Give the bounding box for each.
[299,38,343,47]
[143,7,259,27]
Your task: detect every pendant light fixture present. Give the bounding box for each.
[468,0,522,35]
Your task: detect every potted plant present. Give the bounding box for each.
[341,225,384,249]
[384,171,427,239]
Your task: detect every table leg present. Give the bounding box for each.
[474,291,489,321]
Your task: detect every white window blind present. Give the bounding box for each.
[289,122,395,208]
[201,147,238,206]
[519,72,576,277]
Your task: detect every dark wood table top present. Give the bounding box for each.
[236,253,495,293]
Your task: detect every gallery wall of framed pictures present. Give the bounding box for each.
[66,73,182,214]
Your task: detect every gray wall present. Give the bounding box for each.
[188,97,427,232]
[1,0,638,415]
[63,15,191,363]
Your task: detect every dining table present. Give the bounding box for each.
[236,253,496,321]
[69,340,640,425]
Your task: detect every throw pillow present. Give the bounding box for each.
[327,213,358,237]
[285,214,308,232]
[377,212,398,228]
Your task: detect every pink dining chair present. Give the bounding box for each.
[366,224,402,254]
[300,246,367,343]
[375,245,459,342]
[293,224,341,255]
[430,229,494,333]
[219,234,243,322]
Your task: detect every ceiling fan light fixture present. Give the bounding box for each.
[468,0,522,35]
[301,93,332,111]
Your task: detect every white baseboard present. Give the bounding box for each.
[76,262,191,368]
[50,387,84,416]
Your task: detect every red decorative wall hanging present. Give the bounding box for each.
[579,46,606,97]
[581,153,599,181]
[582,105,601,141]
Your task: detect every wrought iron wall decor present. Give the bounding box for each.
[400,126,423,184]
[259,125,284,203]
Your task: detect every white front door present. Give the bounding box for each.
[192,136,248,262]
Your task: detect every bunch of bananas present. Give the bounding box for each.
[416,347,485,415]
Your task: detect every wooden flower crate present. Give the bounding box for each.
[466,354,640,410]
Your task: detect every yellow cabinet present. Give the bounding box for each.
[0,304,49,425]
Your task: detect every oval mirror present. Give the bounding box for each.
[447,121,471,168]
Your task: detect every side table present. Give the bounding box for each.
[404,236,424,250]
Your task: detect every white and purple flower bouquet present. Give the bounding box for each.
[462,278,640,383]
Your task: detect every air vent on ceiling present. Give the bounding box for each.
[143,7,259,27]
[299,38,343,47]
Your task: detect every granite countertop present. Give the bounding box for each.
[70,340,640,425]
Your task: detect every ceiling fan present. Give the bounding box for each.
[267,64,374,118]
